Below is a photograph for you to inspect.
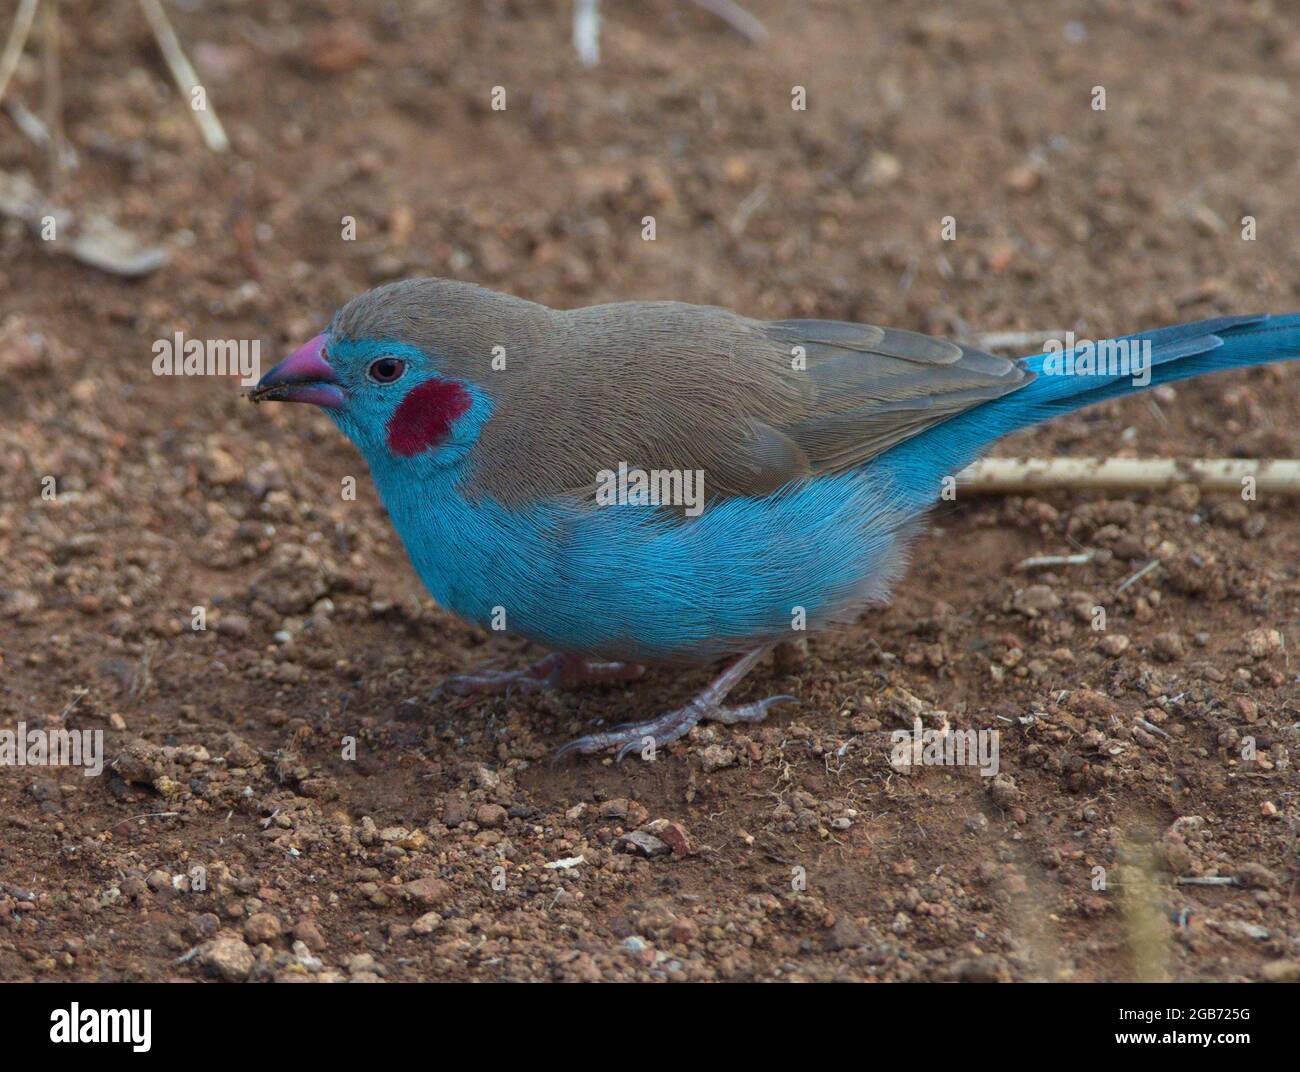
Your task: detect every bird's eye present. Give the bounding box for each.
[366,357,407,384]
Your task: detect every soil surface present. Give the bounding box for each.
[1,1,1298,982]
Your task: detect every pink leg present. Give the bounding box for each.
[440,652,645,697]
[554,645,796,763]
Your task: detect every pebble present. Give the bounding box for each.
[244,912,282,944]
[402,876,451,906]
[1099,634,1130,656]
[347,953,383,977]
[641,819,692,855]
[824,916,866,951]
[292,919,327,952]
[1236,863,1279,890]
[1013,585,1061,616]
[699,745,737,773]
[474,803,507,828]
[1243,627,1283,659]
[1152,632,1185,662]
[620,831,670,858]
[1260,959,1300,983]
[989,774,1019,807]
[196,936,254,982]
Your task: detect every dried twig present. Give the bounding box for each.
[1116,558,1161,595]
[729,180,769,236]
[5,98,76,167]
[972,328,1066,351]
[573,0,600,66]
[960,457,1300,495]
[40,0,63,189]
[691,0,767,43]
[1135,717,1170,740]
[1014,551,1097,571]
[573,0,764,67]
[136,0,229,152]
[0,0,39,106]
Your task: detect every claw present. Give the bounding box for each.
[614,738,645,764]
[553,691,799,763]
[553,646,793,761]
[435,653,644,701]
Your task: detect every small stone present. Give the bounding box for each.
[641,819,692,856]
[244,912,282,944]
[474,803,507,828]
[620,831,670,858]
[1243,627,1283,659]
[291,941,323,972]
[218,732,260,769]
[599,798,649,826]
[120,877,149,900]
[947,954,1013,983]
[989,773,1019,807]
[402,876,451,906]
[301,20,375,74]
[1005,164,1041,193]
[1013,585,1060,616]
[196,936,255,982]
[1152,632,1185,662]
[1236,862,1279,889]
[202,449,242,486]
[347,952,380,976]
[860,151,902,188]
[411,912,442,935]
[472,765,501,791]
[379,826,426,850]
[190,913,222,939]
[442,795,472,827]
[1099,634,1130,656]
[292,919,327,952]
[1260,959,1300,983]
[217,613,251,637]
[699,745,737,773]
[824,915,866,951]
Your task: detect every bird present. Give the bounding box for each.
[251,278,1299,760]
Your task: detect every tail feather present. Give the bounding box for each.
[877,312,1300,508]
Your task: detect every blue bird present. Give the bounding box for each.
[252,279,1300,759]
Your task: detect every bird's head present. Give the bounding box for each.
[251,279,531,470]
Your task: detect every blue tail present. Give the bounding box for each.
[877,312,1300,510]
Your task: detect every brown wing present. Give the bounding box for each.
[455,298,1032,505]
[760,318,1034,474]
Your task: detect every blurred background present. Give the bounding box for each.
[0,1,1297,983]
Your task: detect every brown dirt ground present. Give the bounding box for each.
[1,0,1298,982]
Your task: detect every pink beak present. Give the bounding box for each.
[251,334,345,409]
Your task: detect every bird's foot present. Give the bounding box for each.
[553,692,796,762]
[553,644,795,761]
[439,653,645,698]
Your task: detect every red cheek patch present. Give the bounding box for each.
[386,378,473,457]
